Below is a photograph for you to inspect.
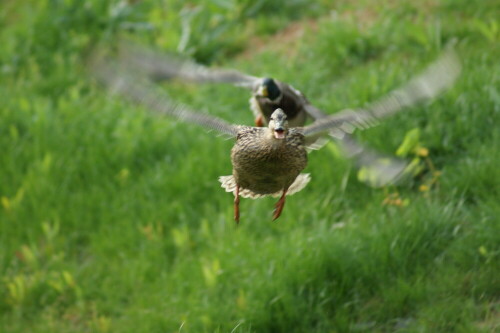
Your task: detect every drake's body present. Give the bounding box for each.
[250,79,308,127]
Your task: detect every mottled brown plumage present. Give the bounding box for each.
[218,110,309,221]
[231,126,306,195]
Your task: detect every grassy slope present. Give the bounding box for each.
[1,0,499,332]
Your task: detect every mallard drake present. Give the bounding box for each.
[92,49,460,222]
[118,43,333,128]
[117,44,461,186]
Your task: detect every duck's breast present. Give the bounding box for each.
[231,131,307,194]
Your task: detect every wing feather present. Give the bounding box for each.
[302,49,461,138]
[91,60,240,138]
[119,42,260,88]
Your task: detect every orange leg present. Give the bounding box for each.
[273,188,288,221]
[234,185,240,224]
[255,115,264,127]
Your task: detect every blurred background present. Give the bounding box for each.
[1,0,499,332]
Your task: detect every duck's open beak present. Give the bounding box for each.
[274,128,285,139]
[273,120,286,139]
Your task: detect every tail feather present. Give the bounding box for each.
[219,174,311,199]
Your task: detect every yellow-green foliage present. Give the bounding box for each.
[1,0,499,332]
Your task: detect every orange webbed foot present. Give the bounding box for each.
[272,188,288,221]
[234,185,240,224]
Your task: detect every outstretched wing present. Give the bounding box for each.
[303,103,327,120]
[118,42,260,89]
[302,49,461,138]
[91,58,241,138]
[340,135,408,187]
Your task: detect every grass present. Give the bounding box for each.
[1,0,499,332]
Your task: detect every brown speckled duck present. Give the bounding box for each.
[92,48,460,222]
[222,109,309,221]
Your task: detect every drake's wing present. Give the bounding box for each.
[303,102,327,120]
[302,49,461,138]
[91,60,240,138]
[119,43,260,89]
